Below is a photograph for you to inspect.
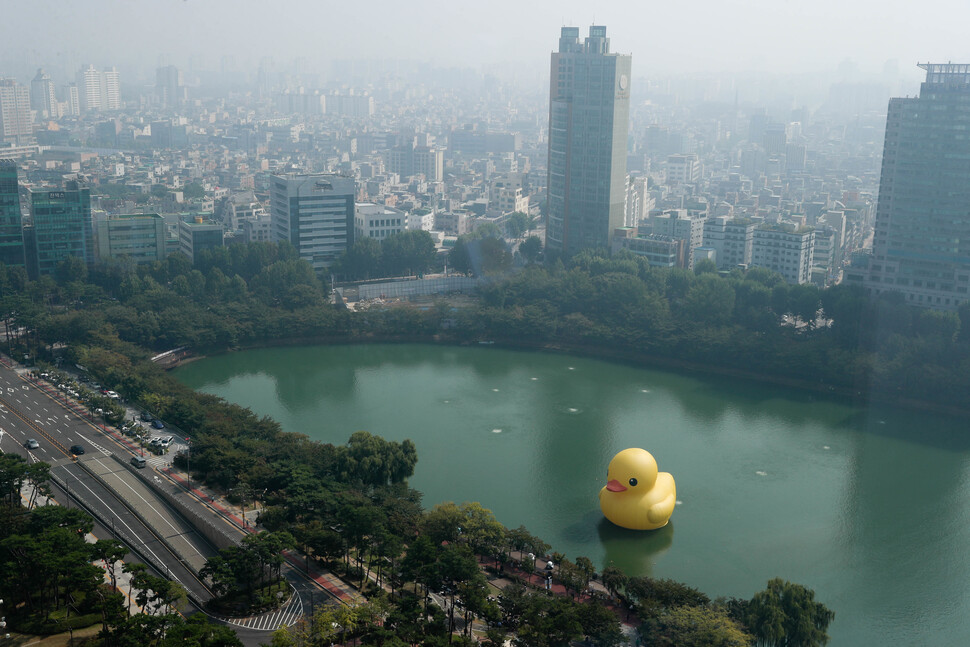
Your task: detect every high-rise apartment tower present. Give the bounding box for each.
[76,65,120,113]
[545,26,631,256]
[30,69,57,119]
[0,79,33,146]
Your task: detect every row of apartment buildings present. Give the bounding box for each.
[613,213,822,285]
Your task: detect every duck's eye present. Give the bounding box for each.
[629,478,638,487]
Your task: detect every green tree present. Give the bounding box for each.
[505,212,535,239]
[515,594,584,647]
[681,274,736,326]
[449,237,472,275]
[641,604,752,647]
[578,601,624,647]
[694,258,718,275]
[182,182,206,200]
[382,230,437,277]
[340,237,384,280]
[745,578,834,647]
[601,563,627,600]
[520,235,542,264]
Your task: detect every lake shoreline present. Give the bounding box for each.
[174,333,970,420]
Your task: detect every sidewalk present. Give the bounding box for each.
[157,464,358,604]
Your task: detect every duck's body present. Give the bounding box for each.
[599,448,676,530]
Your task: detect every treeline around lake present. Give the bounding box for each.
[7,237,952,644]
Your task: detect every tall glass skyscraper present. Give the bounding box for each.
[29,180,93,276]
[545,26,631,257]
[0,159,26,267]
[862,63,970,309]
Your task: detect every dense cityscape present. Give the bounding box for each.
[1,2,969,646]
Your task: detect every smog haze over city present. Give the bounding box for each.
[1,0,966,81]
[6,0,970,645]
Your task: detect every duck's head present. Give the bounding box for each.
[604,448,658,496]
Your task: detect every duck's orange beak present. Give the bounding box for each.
[606,479,627,492]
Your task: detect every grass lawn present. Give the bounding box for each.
[4,623,101,646]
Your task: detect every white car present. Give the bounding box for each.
[25,439,39,450]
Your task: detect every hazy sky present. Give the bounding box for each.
[1,0,966,79]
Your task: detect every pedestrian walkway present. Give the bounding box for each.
[157,465,359,605]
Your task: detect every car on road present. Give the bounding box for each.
[25,439,39,449]
[70,444,85,455]
[130,456,147,469]
[158,436,173,448]
[151,419,165,429]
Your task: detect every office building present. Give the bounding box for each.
[751,224,815,284]
[387,143,444,181]
[29,180,93,275]
[270,174,355,271]
[327,92,374,117]
[0,79,33,146]
[241,213,273,243]
[703,217,755,270]
[97,213,167,264]
[612,227,685,268]
[150,120,188,149]
[0,159,25,267]
[355,203,407,240]
[155,65,186,110]
[276,88,326,115]
[546,25,632,256]
[30,69,57,119]
[179,216,224,263]
[490,174,530,215]
[666,154,700,185]
[649,209,704,268]
[858,63,970,309]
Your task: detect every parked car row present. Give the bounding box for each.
[34,368,179,463]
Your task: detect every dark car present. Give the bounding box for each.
[151,419,165,429]
[70,444,85,455]
[140,411,153,422]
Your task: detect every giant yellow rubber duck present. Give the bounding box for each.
[599,448,676,530]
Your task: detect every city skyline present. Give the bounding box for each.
[0,0,965,80]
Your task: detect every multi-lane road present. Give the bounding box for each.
[0,359,331,642]
[0,363,217,605]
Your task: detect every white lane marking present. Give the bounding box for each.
[90,458,202,554]
[60,468,169,568]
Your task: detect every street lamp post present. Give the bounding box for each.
[1,597,9,641]
[185,437,191,493]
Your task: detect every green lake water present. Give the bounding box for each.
[174,343,970,645]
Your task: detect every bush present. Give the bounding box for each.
[10,611,102,635]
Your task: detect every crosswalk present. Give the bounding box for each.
[217,588,304,631]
